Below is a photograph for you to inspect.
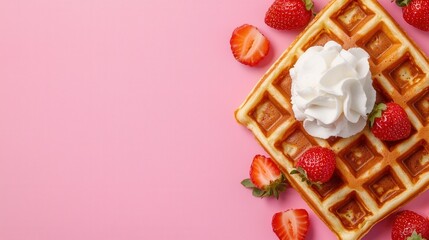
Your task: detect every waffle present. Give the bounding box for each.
[235,0,429,239]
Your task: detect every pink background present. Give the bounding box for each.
[0,0,428,239]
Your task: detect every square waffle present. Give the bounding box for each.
[234,0,429,239]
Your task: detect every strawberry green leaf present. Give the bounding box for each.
[396,0,411,7]
[242,174,288,199]
[278,182,287,192]
[407,230,426,240]
[368,103,387,127]
[241,178,256,188]
[273,189,279,199]
[252,188,265,197]
[303,0,314,11]
[290,167,308,182]
[291,167,324,188]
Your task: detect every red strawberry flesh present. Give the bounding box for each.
[401,0,429,31]
[230,24,270,66]
[370,102,411,141]
[272,209,309,240]
[250,155,281,189]
[265,0,313,30]
[294,146,336,184]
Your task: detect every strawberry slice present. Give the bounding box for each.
[272,209,309,240]
[230,24,270,66]
[241,155,287,199]
[249,155,282,189]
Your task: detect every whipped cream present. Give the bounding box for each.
[290,41,376,139]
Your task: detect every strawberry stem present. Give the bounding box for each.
[368,103,387,127]
[291,167,323,189]
[407,230,426,240]
[241,175,288,199]
[395,0,411,7]
[303,0,314,11]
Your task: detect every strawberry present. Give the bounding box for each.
[230,24,270,66]
[241,155,287,199]
[272,209,309,240]
[396,0,429,31]
[265,0,314,30]
[369,102,411,141]
[291,146,336,186]
[391,210,429,240]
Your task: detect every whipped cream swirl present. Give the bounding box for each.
[290,41,376,139]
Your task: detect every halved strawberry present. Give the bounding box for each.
[241,155,287,199]
[230,24,270,66]
[272,209,309,240]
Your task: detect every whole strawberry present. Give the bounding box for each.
[396,0,429,31]
[291,146,336,186]
[265,0,314,30]
[241,155,287,199]
[391,210,429,240]
[369,102,411,141]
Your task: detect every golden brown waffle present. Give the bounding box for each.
[235,0,429,239]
